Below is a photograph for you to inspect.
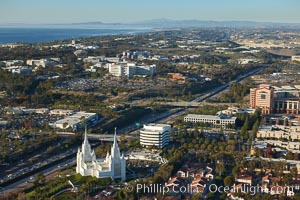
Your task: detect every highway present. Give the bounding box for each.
[156,101,236,107]
[3,158,75,193]
[155,66,265,123]
[1,66,265,194]
[192,67,263,102]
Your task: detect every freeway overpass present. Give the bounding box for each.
[56,132,134,141]
[156,101,237,107]
[84,133,135,141]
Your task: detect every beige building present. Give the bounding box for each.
[257,125,300,141]
[250,84,300,115]
[291,56,300,62]
[250,84,273,114]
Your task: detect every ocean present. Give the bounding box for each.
[0,27,151,44]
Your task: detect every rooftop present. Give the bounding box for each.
[185,114,237,120]
[145,123,170,127]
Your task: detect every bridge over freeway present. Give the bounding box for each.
[56,132,133,141]
[156,101,238,107]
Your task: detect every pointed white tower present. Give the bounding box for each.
[110,127,126,180]
[77,126,94,175]
[82,126,93,162]
[111,127,120,159]
[76,127,126,180]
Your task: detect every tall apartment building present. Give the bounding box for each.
[140,123,171,148]
[250,84,300,115]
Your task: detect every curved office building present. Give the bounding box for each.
[140,123,171,148]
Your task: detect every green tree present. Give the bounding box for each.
[34,173,46,186]
[241,117,249,139]
[207,192,216,200]
[191,193,201,200]
[251,120,260,139]
[216,161,225,176]
[290,166,298,177]
[62,122,68,132]
[232,166,240,178]
[282,173,293,185]
[286,152,294,160]
[224,176,234,186]
[194,125,199,137]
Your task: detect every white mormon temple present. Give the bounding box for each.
[76,128,126,180]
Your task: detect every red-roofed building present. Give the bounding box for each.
[236,176,253,185]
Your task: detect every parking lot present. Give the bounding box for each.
[54,77,167,91]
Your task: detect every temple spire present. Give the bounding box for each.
[111,127,121,160]
[83,125,90,150]
[84,125,88,143]
[113,127,118,148]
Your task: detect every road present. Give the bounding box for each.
[154,66,265,123]
[3,158,75,193]
[1,66,265,194]
[156,101,236,107]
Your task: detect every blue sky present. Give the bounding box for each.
[0,0,299,24]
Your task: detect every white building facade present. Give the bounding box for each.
[76,128,126,180]
[49,111,98,131]
[184,114,236,128]
[108,62,156,78]
[140,123,171,148]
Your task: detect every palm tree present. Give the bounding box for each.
[62,122,68,133]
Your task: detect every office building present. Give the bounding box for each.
[250,84,274,114]
[291,56,300,62]
[26,59,57,68]
[140,123,171,148]
[184,114,236,128]
[108,62,156,78]
[49,111,98,131]
[250,84,300,115]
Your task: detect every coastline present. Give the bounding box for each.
[0,27,153,44]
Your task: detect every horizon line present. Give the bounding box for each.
[0,18,300,26]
